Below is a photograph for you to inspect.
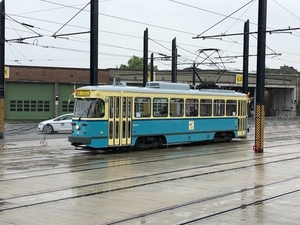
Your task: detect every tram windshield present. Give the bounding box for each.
[74,98,105,118]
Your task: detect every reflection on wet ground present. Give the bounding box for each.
[0,125,300,225]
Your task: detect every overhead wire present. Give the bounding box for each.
[218,0,256,60]
[41,0,198,36]
[170,0,300,70]
[5,0,300,71]
[223,1,257,35]
[272,0,300,36]
[196,0,256,37]
[7,42,38,66]
[52,2,90,37]
[0,4,251,67]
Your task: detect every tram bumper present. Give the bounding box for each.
[68,136,92,145]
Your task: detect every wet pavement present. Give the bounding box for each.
[0,120,300,225]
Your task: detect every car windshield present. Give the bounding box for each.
[55,114,73,121]
[74,98,105,118]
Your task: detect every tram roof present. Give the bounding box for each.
[77,83,246,97]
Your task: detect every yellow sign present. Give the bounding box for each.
[189,121,194,130]
[4,67,9,78]
[236,74,243,84]
[76,90,90,97]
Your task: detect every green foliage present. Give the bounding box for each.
[119,55,158,70]
[265,65,298,75]
[279,65,298,74]
[119,64,128,69]
[265,68,271,74]
[128,55,143,70]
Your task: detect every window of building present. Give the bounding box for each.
[31,100,36,111]
[37,101,44,111]
[10,100,16,111]
[9,100,51,112]
[24,100,30,112]
[17,100,23,111]
[44,101,50,112]
[62,101,74,112]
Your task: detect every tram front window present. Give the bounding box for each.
[74,98,105,118]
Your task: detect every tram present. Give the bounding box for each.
[68,81,249,150]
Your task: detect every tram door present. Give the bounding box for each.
[237,100,247,136]
[108,96,132,147]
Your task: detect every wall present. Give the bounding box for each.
[6,65,110,84]
[4,66,110,120]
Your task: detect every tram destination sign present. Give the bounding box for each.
[76,90,90,97]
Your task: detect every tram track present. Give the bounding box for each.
[103,178,300,225]
[178,188,300,225]
[0,123,298,157]
[1,138,300,182]
[0,126,298,171]
[1,140,250,176]
[1,148,300,213]
[1,127,300,224]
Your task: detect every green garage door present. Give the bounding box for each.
[5,83,54,120]
[57,83,76,116]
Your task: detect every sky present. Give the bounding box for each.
[4,0,300,72]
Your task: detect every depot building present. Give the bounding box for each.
[3,65,300,120]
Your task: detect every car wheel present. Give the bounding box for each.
[44,124,54,134]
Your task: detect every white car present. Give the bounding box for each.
[38,113,73,134]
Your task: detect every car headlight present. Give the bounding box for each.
[75,125,80,130]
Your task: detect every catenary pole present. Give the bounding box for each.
[255,0,267,153]
[0,0,5,140]
[171,38,177,83]
[243,20,249,95]
[143,28,148,87]
[90,0,98,85]
[150,53,154,81]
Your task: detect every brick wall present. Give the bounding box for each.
[6,65,110,84]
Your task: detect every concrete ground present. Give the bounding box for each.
[0,119,300,225]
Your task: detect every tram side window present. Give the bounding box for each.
[123,97,127,118]
[186,99,199,116]
[238,100,242,117]
[200,99,212,116]
[134,97,151,117]
[122,97,132,118]
[127,97,132,118]
[226,100,237,116]
[240,100,247,116]
[170,98,184,117]
[109,97,113,119]
[153,98,168,117]
[115,97,120,118]
[213,99,225,116]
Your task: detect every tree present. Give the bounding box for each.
[119,55,158,70]
[265,68,272,74]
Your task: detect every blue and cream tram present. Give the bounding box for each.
[68,82,249,150]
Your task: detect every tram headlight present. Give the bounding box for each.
[75,124,80,130]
